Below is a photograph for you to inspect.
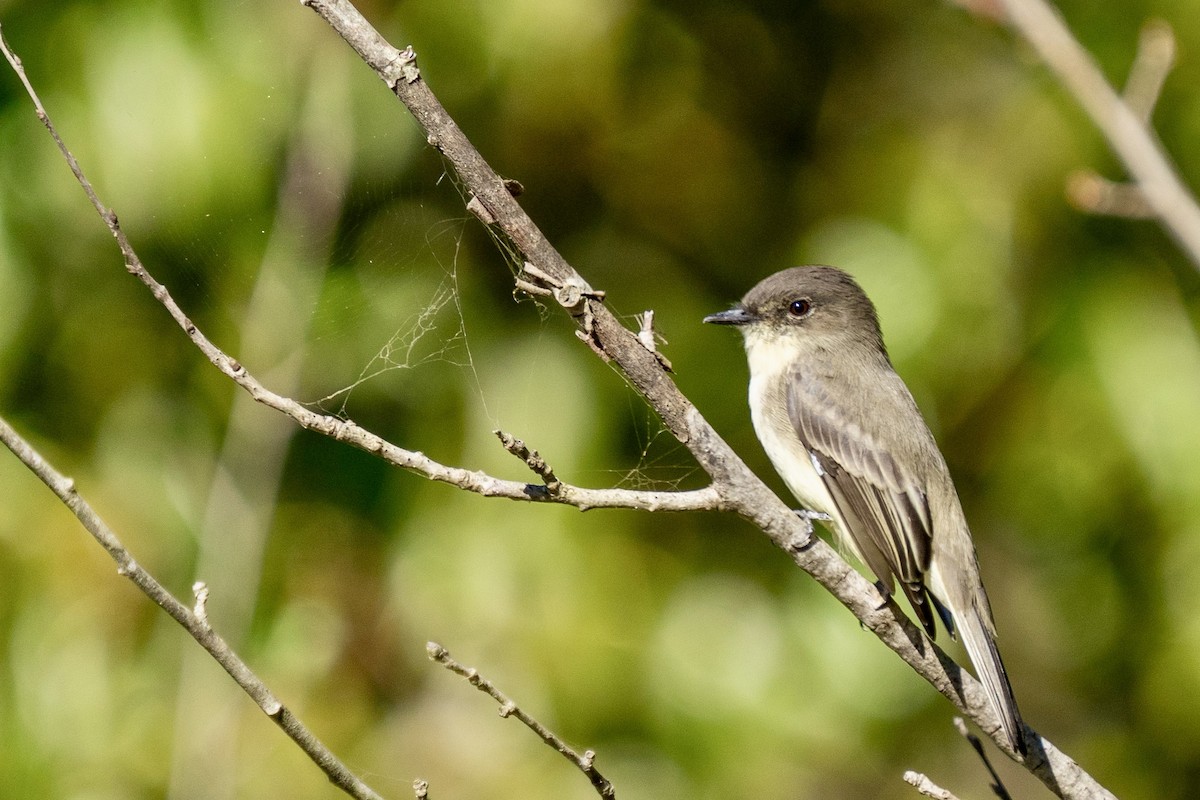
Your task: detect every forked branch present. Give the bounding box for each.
[994,0,1200,266]
[0,4,1121,798]
[295,2,1111,796]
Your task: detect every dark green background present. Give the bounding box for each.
[1,0,1198,797]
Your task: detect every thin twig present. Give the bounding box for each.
[0,415,386,800]
[1124,20,1175,123]
[902,717,1016,799]
[1066,171,1154,218]
[954,717,1014,800]
[903,771,963,800]
[494,430,563,495]
[427,643,615,799]
[635,310,673,371]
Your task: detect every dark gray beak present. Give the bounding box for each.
[703,307,755,326]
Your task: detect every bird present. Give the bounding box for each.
[704,265,1025,755]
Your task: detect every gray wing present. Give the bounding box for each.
[787,363,943,637]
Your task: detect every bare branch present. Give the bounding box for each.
[903,771,963,800]
[1063,19,1176,218]
[954,717,1014,800]
[495,430,563,494]
[427,642,615,799]
[989,0,1200,267]
[0,6,1117,798]
[635,310,673,371]
[0,415,386,800]
[1066,170,1155,217]
[295,3,1116,796]
[192,582,212,628]
[0,22,717,513]
[1124,20,1175,123]
[6,22,726,520]
[902,717,1016,799]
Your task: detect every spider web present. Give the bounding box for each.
[203,159,701,495]
[311,230,477,418]
[263,165,490,426]
[609,402,702,493]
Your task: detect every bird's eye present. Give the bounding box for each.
[788,298,812,317]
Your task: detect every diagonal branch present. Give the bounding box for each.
[991,0,1200,268]
[904,771,964,800]
[0,415,387,800]
[1064,20,1173,218]
[296,2,1111,797]
[0,21,718,516]
[427,643,615,799]
[0,6,1114,798]
[954,716,1015,800]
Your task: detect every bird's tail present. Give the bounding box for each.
[957,599,1026,756]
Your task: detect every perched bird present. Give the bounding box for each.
[705,266,1025,754]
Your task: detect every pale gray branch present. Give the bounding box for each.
[427,642,615,799]
[995,0,1200,267]
[1124,20,1175,124]
[0,21,714,800]
[1066,170,1154,218]
[0,414,386,800]
[1063,19,1174,218]
[904,771,963,800]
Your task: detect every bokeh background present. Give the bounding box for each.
[1,0,1199,797]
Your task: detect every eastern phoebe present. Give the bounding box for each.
[705,266,1024,755]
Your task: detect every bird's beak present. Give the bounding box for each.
[703,307,755,326]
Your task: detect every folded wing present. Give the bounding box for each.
[787,365,944,638]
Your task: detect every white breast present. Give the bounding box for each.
[744,338,856,559]
[747,372,836,516]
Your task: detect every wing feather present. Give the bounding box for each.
[788,365,939,636]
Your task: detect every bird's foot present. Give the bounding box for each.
[786,509,829,552]
[872,580,892,610]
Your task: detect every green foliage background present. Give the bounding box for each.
[1,0,1199,797]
